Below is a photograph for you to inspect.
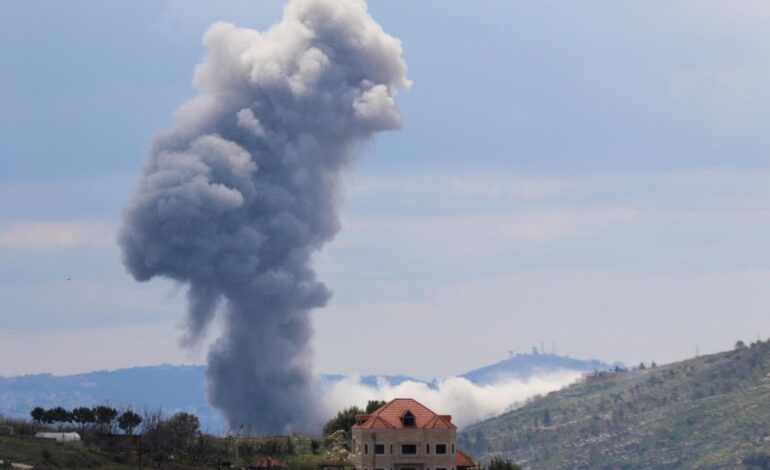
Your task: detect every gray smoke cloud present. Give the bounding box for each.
[119,0,408,433]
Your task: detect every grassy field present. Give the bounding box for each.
[0,434,137,469]
[460,339,770,469]
[0,430,345,469]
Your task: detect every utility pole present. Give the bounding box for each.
[234,424,244,466]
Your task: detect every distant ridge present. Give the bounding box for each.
[462,353,614,384]
[0,364,217,430]
[0,353,614,434]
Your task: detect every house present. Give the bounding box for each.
[350,398,476,470]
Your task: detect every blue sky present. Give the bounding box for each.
[2,1,770,378]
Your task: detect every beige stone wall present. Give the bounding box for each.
[351,428,457,470]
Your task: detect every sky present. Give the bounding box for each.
[2,0,770,379]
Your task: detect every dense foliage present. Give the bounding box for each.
[365,400,387,413]
[322,405,363,436]
[488,456,522,470]
[322,400,388,436]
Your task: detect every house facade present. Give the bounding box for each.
[350,398,474,470]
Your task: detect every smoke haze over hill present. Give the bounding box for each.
[320,371,583,428]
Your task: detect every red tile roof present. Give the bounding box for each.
[247,457,287,469]
[352,398,456,430]
[456,450,476,468]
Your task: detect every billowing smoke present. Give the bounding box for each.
[320,371,582,428]
[119,0,408,433]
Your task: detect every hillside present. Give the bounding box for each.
[459,340,770,469]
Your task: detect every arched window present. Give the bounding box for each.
[401,410,416,427]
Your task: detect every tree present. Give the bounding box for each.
[736,340,747,350]
[42,409,55,425]
[488,456,522,470]
[117,410,143,436]
[94,405,118,433]
[30,407,45,424]
[542,408,552,426]
[365,400,387,413]
[72,407,96,431]
[742,451,770,468]
[323,406,364,435]
[46,406,73,427]
[165,412,200,449]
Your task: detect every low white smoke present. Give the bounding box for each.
[320,371,582,428]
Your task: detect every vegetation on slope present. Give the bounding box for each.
[459,339,770,469]
[0,409,347,469]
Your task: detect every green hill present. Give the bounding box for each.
[459,340,770,469]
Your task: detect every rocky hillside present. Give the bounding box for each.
[459,340,770,469]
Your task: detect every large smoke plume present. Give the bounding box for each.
[119,0,408,433]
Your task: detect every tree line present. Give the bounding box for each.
[30,405,142,435]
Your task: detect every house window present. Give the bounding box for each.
[426,444,430,454]
[436,444,447,454]
[452,444,455,454]
[390,444,393,454]
[402,444,417,454]
[365,444,368,454]
[401,410,416,427]
[375,444,385,455]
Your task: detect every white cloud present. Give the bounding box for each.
[319,371,581,428]
[314,268,770,379]
[6,167,770,378]
[338,208,638,261]
[669,65,770,132]
[0,221,115,250]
